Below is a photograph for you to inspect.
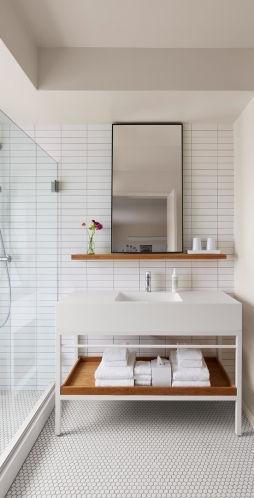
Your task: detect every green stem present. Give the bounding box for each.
[87,229,95,254]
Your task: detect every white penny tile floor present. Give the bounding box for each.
[0,390,43,456]
[5,401,254,498]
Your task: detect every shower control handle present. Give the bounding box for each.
[0,255,11,262]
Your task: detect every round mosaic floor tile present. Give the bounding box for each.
[0,390,44,455]
[5,401,254,497]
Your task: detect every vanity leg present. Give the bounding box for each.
[55,396,61,436]
[55,334,62,436]
[235,332,242,436]
[235,398,242,436]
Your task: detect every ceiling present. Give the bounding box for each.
[1,1,254,124]
[11,0,254,49]
[0,41,252,125]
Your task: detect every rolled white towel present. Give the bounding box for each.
[170,351,210,382]
[103,360,128,367]
[177,347,202,361]
[134,379,151,386]
[134,374,151,381]
[95,351,136,380]
[134,361,151,376]
[95,379,134,387]
[172,380,210,387]
[103,347,128,363]
[177,353,203,369]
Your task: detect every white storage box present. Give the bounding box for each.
[151,358,171,386]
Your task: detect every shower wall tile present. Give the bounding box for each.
[23,123,235,384]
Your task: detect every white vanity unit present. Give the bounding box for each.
[55,290,242,436]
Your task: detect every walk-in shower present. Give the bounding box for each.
[0,110,58,462]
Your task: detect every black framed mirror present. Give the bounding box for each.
[112,123,183,253]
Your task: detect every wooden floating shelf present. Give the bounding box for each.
[71,253,227,260]
[61,356,236,396]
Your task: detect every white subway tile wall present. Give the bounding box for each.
[23,124,234,384]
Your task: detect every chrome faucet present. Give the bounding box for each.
[145,271,151,292]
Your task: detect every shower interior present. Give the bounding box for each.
[0,110,57,457]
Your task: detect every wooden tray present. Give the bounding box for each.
[61,356,236,396]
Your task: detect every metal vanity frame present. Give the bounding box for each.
[55,329,242,437]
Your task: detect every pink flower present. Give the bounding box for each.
[82,220,103,231]
[92,220,103,230]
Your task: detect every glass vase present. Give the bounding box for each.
[87,234,95,255]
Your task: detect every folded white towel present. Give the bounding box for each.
[134,374,151,381]
[103,347,128,363]
[134,361,151,376]
[95,351,136,380]
[177,347,202,361]
[103,359,128,367]
[170,351,210,382]
[134,379,151,386]
[177,353,203,369]
[95,379,134,387]
[172,380,210,387]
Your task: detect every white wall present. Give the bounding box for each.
[234,97,254,420]
[23,123,235,383]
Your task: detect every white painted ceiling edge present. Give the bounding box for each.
[0,42,253,125]
[38,48,254,91]
[3,0,254,92]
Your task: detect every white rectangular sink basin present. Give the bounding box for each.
[56,290,242,335]
[115,292,182,302]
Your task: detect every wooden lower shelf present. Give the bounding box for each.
[61,356,236,396]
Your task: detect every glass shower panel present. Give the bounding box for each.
[36,148,57,389]
[0,110,57,456]
[10,123,37,391]
[0,117,10,391]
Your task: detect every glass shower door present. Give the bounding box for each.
[0,110,57,456]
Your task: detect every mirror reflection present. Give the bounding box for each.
[112,124,183,253]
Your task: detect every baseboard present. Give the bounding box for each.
[242,399,254,429]
[0,383,55,498]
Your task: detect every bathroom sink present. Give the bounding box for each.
[115,292,182,302]
[56,290,241,335]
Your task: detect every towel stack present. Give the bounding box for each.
[169,348,210,387]
[134,361,151,386]
[95,347,136,386]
